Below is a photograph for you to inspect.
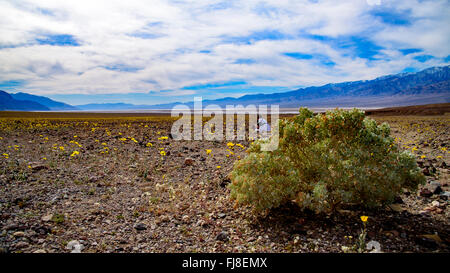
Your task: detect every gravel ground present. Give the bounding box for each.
[0,114,448,253]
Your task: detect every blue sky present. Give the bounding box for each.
[0,0,449,105]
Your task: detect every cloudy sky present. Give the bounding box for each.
[0,0,449,105]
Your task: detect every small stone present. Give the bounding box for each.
[89,176,99,183]
[29,163,48,172]
[184,158,194,166]
[13,231,25,237]
[66,240,79,250]
[15,242,29,249]
[33,249,46,253]
[66,240,84,253]
[420,188,433,198]
[431,201,440,207]
[216,231,229,242]
[41,214,53,222]
[366,240,382,253]
[430,185,442,195]
[429,181,441,187]
[439,191,450,201]
[388,204,404,212]
[418,210,430,215]
[182,215,190,223]
[217,213,226,219]
[134,223,147,231]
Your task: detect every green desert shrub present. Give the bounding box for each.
[228,108,425,213]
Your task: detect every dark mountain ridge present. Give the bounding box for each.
[10,92,78,111]
[0,91,50,111]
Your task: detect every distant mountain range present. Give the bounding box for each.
[148,65,450,109]
[1,65,449,111]
[0,91,50,111]
[0,91,78,111]
[11,92,78,111]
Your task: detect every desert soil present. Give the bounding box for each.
[0,112,449,253]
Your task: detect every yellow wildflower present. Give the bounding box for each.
[360,216,368,222]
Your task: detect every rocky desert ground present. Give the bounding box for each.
[0,108,448,253]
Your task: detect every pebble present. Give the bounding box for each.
[196,219,207,227]
[431,201,440,207]
[184,158,194,166]
[15,241,29,249]
[440,191,450,200]
[134,223,147,231]
[66,240,84,253]
[41,214,53,222]
[182,215,190,223]
[216,231,229,242]
[419,188,433,198]
[13,231,25,237]
[429,184,443,195]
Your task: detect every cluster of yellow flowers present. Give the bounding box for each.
[69,140,82,148]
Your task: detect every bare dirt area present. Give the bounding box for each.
[0,111,448,253]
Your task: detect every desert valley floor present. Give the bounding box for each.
[0,107,449,253]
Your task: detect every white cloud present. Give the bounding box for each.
[0,0,448,99]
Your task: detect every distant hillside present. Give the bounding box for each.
[148,65,450,109]
[11,92,78,111]
[0,90,50,111]
[75,103,145,110]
